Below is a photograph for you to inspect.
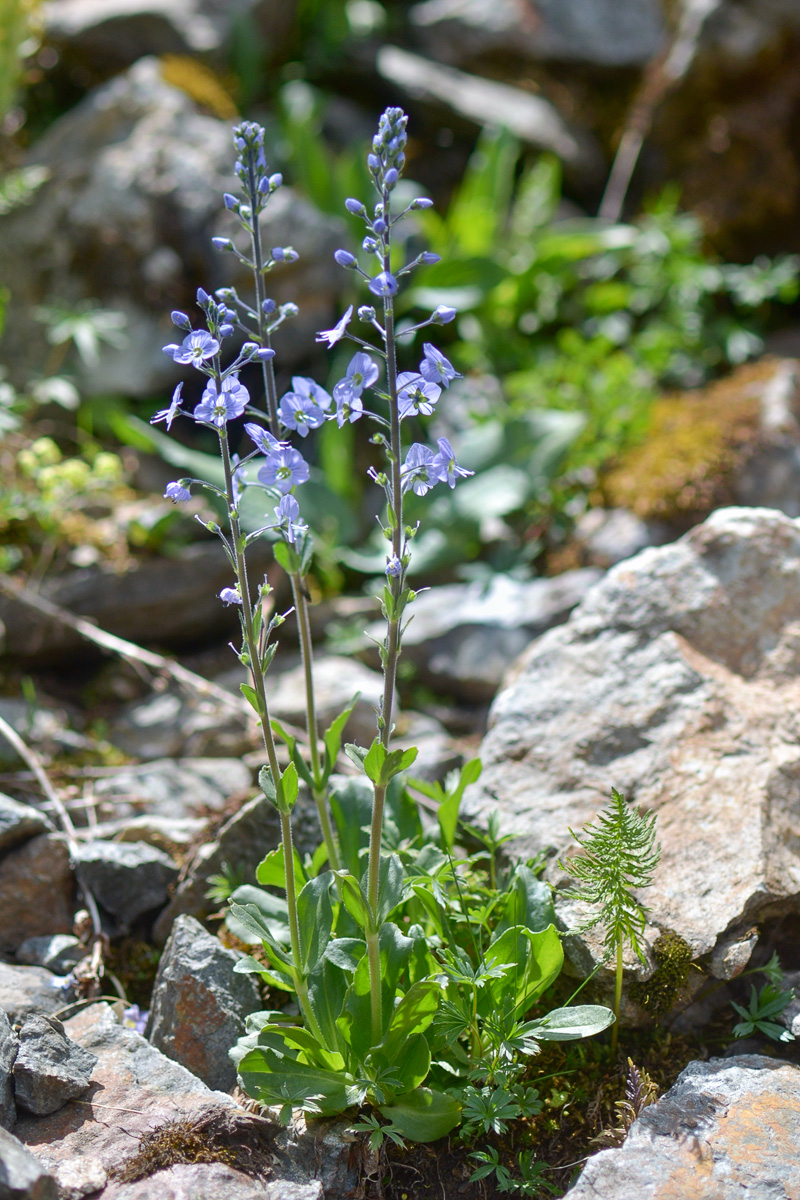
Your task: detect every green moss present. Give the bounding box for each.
[629,930,694,1016]
[599,359,775,523]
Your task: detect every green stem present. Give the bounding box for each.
[611,938,623,1057]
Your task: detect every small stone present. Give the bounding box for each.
[0,1010,18,1131]
[52,1156,107,1200]
[709,930,759,981]
[0,794,52,853]
[0,836,74,951]
[16,936,84,975]
[0,964,65,1025]
[72,840,178,926]
[100,1161,271,1199]
[146,915,260,1092]
[0,1125,57,1200]
[13,1016,98,1116]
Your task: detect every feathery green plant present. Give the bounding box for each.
[560,788,661,1055]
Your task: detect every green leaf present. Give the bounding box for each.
[260,1023,345,1071]
[296,873,334,975]
[363,738,386,785]
[306,955,350,1055]
[280,762,299,813]
[371,1033,431,1099]
[376,853,405,923]
[256,844,307,891]
[240,682,264,715]
[527,1004,615,1041]
[379,1088,462,1143]
[329,779,372,876]
[323,695,360,776]
[338,953,374,1061]
[335,871,372,932]
[237,1046,358,1117]
[494,865,555,938]
[378,980,441,1066]
[273,540,301,573]
[344,743,368,774]
[478,924,563,1018]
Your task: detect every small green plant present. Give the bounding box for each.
[560,788,661,1055]
[731,954,795,1044]
[469,1146,559,1196]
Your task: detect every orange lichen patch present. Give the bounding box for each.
[158,56,238,121]
[718,1090,800,1193]
[599,359,784,523]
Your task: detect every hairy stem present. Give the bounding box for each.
[611,937,623,1057]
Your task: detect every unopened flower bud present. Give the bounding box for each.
[396,152,406,169]
[269,173,283,190]
[362,236,379,254]
[368,154,380,172]
[241,342,259,357]
[345,198,365,215]
[219,323,234,337]
[256,347,276,360]
[384,168,398,189]
[358,305,377,321]
[212,237,233,251]
[281,302,299,318]
[257,176,269,193]
[432,304,457,324]
[196,287,210,307]
[223,193,238,210]
[420,252,440,264]
[171,310,191,329]
[373,217,387,234]
[334,249,357,268]
[262,298,276,315]
[411,197,433,209]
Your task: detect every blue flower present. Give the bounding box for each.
[420,343,461,389]
[194,376,249,427]
[368,271,398,297]
[244,422,287,455]
[385,555,402,577]
[334,351,379,403]
[164,481,191,503]
[292,376,333,412]
[163,330,219,364]
[272,494,308,545]
[219,587,242,606]
[397,371,441,418]
[400,444,437,496]
[432,305,457,324]
[431,437,473,488]
[316,306,353,348]
[258,447,310,494]
[334,394,364,427]
[122,1004,149,1035]
[278,390,325,437]
[151,382,184,429]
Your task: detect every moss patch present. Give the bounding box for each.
[629,930,694,1016]
[108,1109,278,1184]
[598,359,781,523]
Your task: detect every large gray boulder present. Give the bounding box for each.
[464,507,800,973]
[0,57,342,397]
[568,1056,800,1199]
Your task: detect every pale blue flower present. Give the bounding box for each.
[397,371,441,418]
[334,394,364,426]
[385,555,402,577]
[400,444,437,495]
[245,423,286,455]
[219,587,242,606]
[292,376,333,412]
[194,376,249,427]
[420,343,461,389]
[334,352,379,403]
[258,447,310,494]
[272,494,307,545]
[278,391,325,437]
[432,305,457,324]
[316,306,353,348]
[368,271,398,297]
[431,437,473,488]
[122,1005,149,1035]
[163,330,219,364]
[151,382,184,429]
[164,481,191,503]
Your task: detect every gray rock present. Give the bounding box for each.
[0,58,343,398]
[153,787,320,942]
[0,1126,57,1200]
[72,840,178,926]
[0,835,75,951]
[391,711,463,783]
[574,507,671,568]
[15,936,83,975]
[108,691,254,760]
[0,701,75,767]
[0,794,51,853]
[376,46,602,181]
[0,542,273,665]
[89,757,252,820]
[567,1056,800,1199]
[267,654,386,749]
[146,915,260,1092]
[410,0,665,67]
[366,568,602,702]
[100,1162,272,1199]
[13,1016,98,1116]
[0,965,65,1025]
[0,1010,18,1131]
[465,507,800,976]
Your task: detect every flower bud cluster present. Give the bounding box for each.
[367,107,408,191]
[230,121,283,219]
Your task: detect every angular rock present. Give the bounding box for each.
[0,835,75,951]
[0,58,343,399]
[568,1056,800,1199]
[89,757,252,821]
[0,1126,57,1200]
[366,568,602,702]
[0,794,52,852]
[410,0,665,67]
[72,840,178,926]
[0,1010,18,1131]
[100,1162,271,1199]
[464,507,800,969]
[0,965,65,1025]
[153,788,320,942]
[16,936,83,975]
[13,1016,98,1116]
[376,46,602,181]
[108,690,255,760]
[146,915,260,1092]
